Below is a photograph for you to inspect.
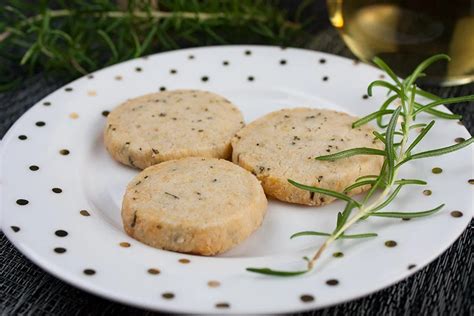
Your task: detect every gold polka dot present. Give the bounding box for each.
[332,252,344,258]
[450,211,463,218]
[119,242,131,248]
[385,240,397,247]
[52,187,63,194]
[423,189,432,196]
[69,112,79,119]
[207,280,220,288]
[468,179,474,185]
[87,90,97,96]
[80,210,90,216]
[300,294,315,302]
[115,75,123,80]
[431,167,442,174]
[148,268,160,275]
[326,279,339,286]
[55,230,68,237]
[179,258,190,264]
[54,247,66,254]
[215,302,230,309]
[83,269,96,275]
[455,137,465,144]
[16,199,28,205]
[162,292,174,299]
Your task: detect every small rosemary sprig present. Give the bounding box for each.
[0,0,312,92]
[247,54,474,276]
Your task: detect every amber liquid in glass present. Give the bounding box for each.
[327,0,474,86]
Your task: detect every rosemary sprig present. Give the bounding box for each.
[247,54,474,276]
[0,0,311,92]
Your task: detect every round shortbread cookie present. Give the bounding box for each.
[104,90,244,169]
[122,157,267,255]
[231,107,384,206]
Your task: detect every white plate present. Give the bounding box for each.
[1,46,472,314]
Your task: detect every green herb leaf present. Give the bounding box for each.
[371,204,444,218]
[352,109,395,128]
[415,88,441,101]
[375,95,399,128]
[315,147,386,161]
[370,184,403,213]
[405,54,450,88]
[403,137,474,163]
[418,106,462,120]
[394,179,427,185]
[324,201,354,235]
[363,162,387,204]
[409,123,427,130]
[373,56,402,86]
[288,179,361,207]
[20,42,38,65]
[413,95,474,116]
[406,120,435,154]
[339,232,378,239]
[367,80,402,98]
[291,230,377,240]
[356,174,378,181]
[372,131,386,143]
[140,24,159,54]
[343,180,376,193]
[97,29,119,62]
[246,267,308,277]
[385,106,402,183]
[290,231,331,239]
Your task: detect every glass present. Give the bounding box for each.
[327,0,474,86]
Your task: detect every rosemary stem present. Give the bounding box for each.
[306,87,415,271]
[306,184,393,270]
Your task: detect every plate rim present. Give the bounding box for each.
[1,44,472,314]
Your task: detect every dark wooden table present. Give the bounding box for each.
[0,27,472,316]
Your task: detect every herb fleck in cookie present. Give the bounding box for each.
[104,90,244,169]
[122,157,267,255]
[231,107,383,206]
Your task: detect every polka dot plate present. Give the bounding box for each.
[1,46,472,314]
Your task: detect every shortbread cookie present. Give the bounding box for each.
[104,90,244,169]
[231,107,383,206]
[122,157,267,255]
